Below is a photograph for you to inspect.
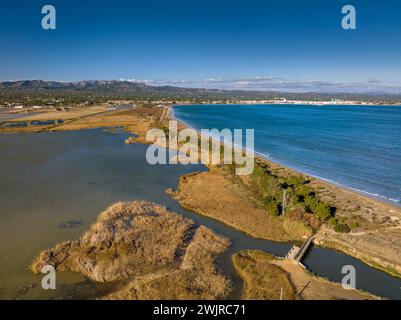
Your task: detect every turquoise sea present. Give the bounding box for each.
[173,104,401,206]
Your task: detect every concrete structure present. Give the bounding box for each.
[285,236,314,263]
[286,245,301,260]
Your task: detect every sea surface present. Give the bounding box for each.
[173,104,401,206]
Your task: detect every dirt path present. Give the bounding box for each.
[271,259,376,300]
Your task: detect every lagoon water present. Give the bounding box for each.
[0,129,207,299]
[0,128,401,299]
[173,104,401,206]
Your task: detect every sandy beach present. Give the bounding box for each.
[167,105,401,278]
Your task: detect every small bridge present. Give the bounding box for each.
[285,236,314,263]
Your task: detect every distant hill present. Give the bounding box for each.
[1,80,401,104]
[0,80,248,97]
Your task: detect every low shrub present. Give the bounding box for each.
[263,196,281,216]
[252,163,335,222]
[334,223,351,233]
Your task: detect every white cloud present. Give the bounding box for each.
[119,76,401,94]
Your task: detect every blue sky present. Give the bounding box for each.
[1,0,401,93]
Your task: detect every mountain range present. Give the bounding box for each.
[1,80,401,103]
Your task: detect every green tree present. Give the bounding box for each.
[263,196,281,216]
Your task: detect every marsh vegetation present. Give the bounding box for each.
[31,201,231,299]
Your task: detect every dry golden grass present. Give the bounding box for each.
[233,250,374,300]
[104,226,231,300]
[0,106,164,136]
[31,201,193,282]
[17,104,401,280]
[270,259,375,300]
[16,106,109,121]
[232,250,296,300]
[172,167,311,242]
[31,201,231,300]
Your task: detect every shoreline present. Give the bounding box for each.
[1,105,401,297]
[168,105,401,279]
[169,105,401,211]
[232,250,377,300]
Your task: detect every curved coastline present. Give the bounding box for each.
[170,104,401,208]
[170,104,401,282]
[1,106,400,299]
